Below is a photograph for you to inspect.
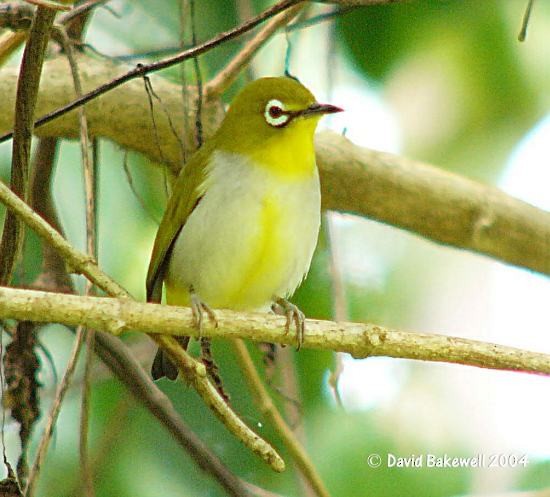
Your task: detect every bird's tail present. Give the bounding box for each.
[151,336,190,380]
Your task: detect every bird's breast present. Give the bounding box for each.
[165,151,321,310]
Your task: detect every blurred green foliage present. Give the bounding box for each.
[338,0,540,179]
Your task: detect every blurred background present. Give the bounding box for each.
[1,0,549,496]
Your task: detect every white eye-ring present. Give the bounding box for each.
[264,99,289,128]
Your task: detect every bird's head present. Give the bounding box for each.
[215,77,342,167]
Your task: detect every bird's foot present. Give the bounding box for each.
[190,287,218,337]
[272,297,305,350]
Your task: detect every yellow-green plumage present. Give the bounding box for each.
[146,77,341,379]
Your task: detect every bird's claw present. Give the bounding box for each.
[190,288,218,337]
[272,297,305,350]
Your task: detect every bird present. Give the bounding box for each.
[146,76,342,380]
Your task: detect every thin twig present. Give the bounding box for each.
[49,26,97,497]
[277,346,316,497]
[24,0,70,11]
[122,152,160,224]
[2,287,550,376]
[518,0,535,42]
[91,332,252,497]
[0,0,303,144]
[0,5,57,285]
[232,339,331,497]
[189,0,203,147]
[205,3,305,98]
[152,335,285,472]
[24,325,87,497]
[142,74,168,165]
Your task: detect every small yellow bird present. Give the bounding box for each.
[147,77,342,380]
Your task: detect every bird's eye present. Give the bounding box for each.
[264,99,289,128]
[269,106,283,118]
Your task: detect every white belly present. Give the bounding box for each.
[165,151,321,310]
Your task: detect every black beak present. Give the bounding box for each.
[301,102,344,117]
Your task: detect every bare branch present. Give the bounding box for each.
[25,324,87,497]
[152,334,285,473]
[58,25,97,496]
[205,3,306,98]
[0,5,57,284]
[91,332,253,497]
[232,339,331,497]
[315,131,550,276]
[1,287,549,376]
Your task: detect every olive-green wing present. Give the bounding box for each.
[146,145,212,302]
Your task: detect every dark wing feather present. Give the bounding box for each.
[146,145,212,302]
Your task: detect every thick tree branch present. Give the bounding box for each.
[0,54,547,276]
[0,55,225,174]
[1,287,549,375]
[315,131,550,275]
